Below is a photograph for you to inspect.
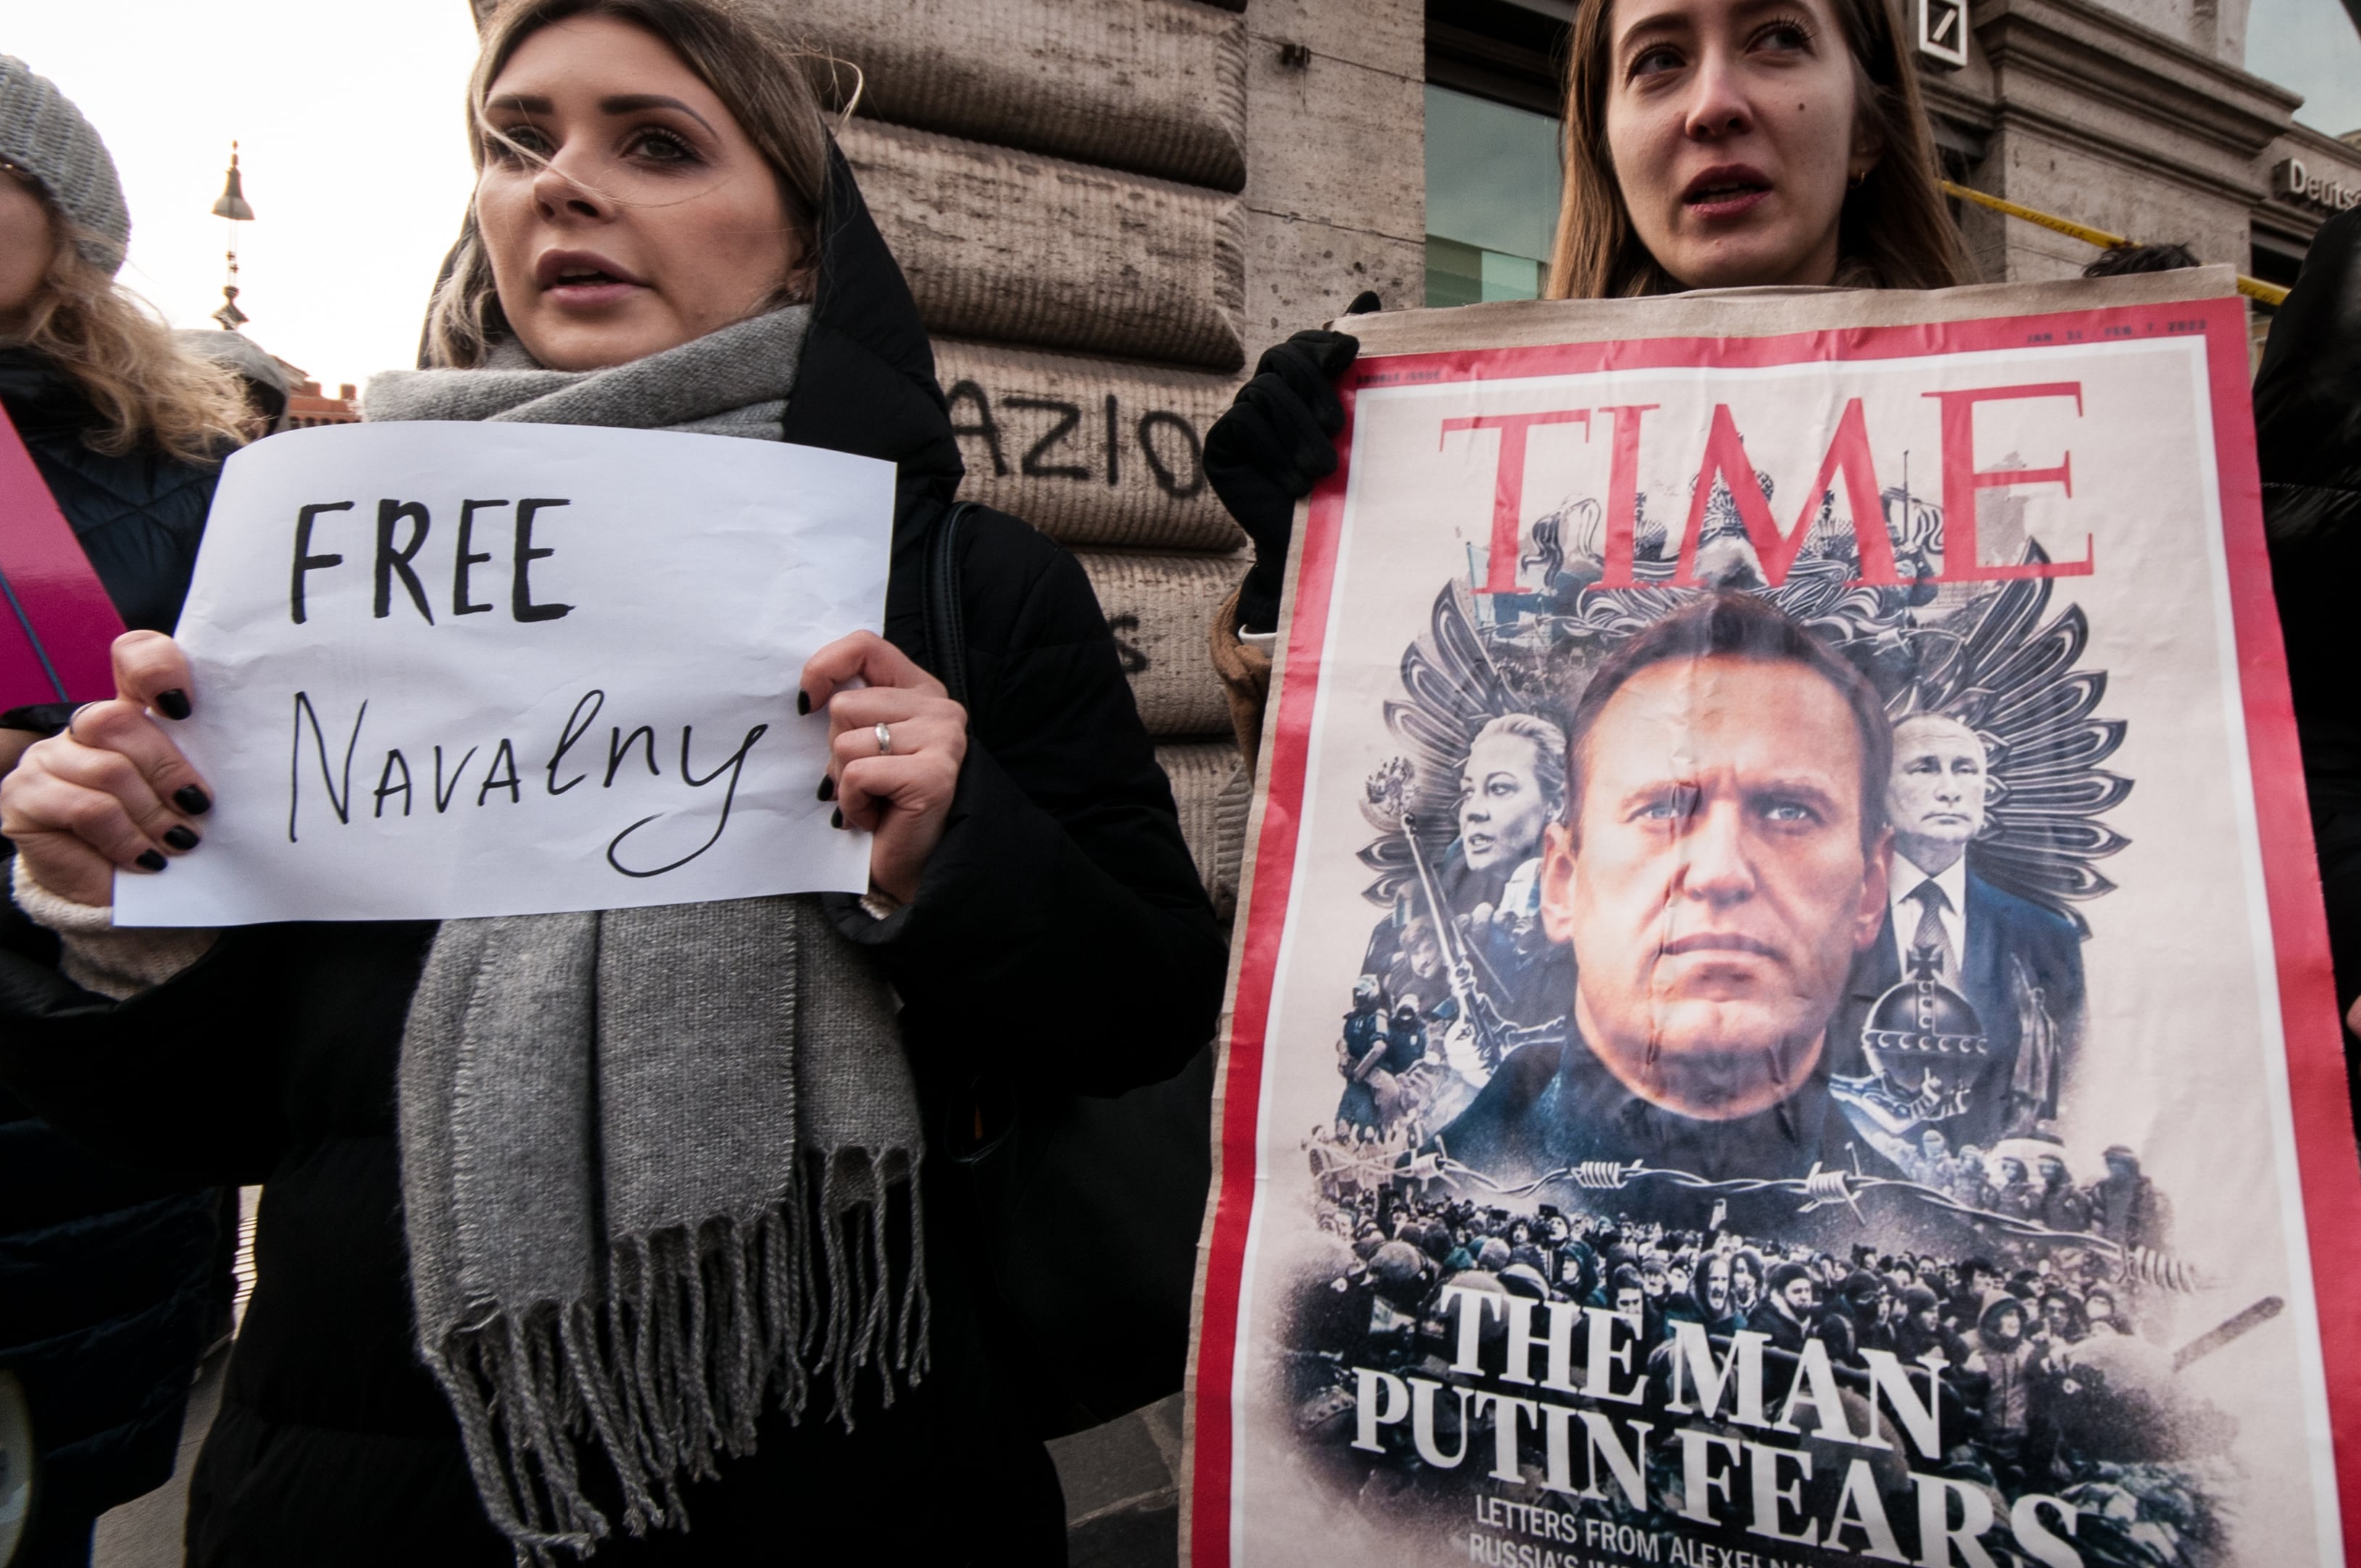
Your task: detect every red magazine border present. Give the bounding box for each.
[1187,297,2361,1564]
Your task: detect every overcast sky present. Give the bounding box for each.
[2246,0,2361,139]
[9,2,480,389]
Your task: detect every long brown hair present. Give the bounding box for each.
[423,0,836,368]
[7,198,247,465]
[1545,0,1973,299]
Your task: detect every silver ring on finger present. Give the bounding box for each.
[65,702,102,746]
[873,721,894,756]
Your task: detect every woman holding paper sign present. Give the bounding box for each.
[0,3,1225,1564]
[1202,0,1974,733]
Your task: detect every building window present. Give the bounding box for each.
[1425,85,1564,306]
[1425,0,1571,306]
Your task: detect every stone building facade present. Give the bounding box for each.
[1923,0,2361,317]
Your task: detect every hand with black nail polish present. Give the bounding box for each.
[0,630,217,907]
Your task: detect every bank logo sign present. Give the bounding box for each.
[1917,0,1968,70]
[2273,157,2361,214]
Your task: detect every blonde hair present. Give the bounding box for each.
[424,0,836,369]
[1545,0,1974,299]
[9,211,247,466]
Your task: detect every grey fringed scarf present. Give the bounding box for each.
[368,308,928,1565]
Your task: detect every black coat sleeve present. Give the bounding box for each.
[0,918,291,1186]
[2258,208,2361,1019]
[837,518,1228,1096]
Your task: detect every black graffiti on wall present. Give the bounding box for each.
[946,383,1209,500]
[1104,614,1152,675]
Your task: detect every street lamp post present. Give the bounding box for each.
[210,141,254,331]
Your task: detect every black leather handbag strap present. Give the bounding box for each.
[919,496,1209,1435]
[925,502,976,706]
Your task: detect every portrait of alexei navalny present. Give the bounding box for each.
[1829,711,2087,1150]
[1436,593,1899,1194]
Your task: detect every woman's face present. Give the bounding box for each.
[475,16,799,372]
[1459,730,1552,873]
[0,172,56,326]
[1601,0,1873,290]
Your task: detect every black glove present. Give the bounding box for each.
[2254,207,2361,1033]
[1207,290,1381,633]
[2255,206,2361,504]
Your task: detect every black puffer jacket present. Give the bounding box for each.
[0,353,223,1549]
[0,154,1225,1564]
[0,343,219,741]
[2257,208,2361,1105]
[0,347,214,638]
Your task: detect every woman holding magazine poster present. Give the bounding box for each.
[1209,0,1974,700]
[1204,0,1978,1155]
[0,1,1224,1563]
[1183,0,2355,1550]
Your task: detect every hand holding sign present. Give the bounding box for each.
[1,632,212,907]
[801,630,969,906]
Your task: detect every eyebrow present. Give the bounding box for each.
[481,92,717,137]
[1617,0,1809,50]
[1607,773,1846,818]
[1744,777,1844,815]
[600,93,717,134]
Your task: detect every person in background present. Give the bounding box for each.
[1753,1262,1827,1357]
[0,55,249,1568]
[171,328,291,439]
[1204,0,1973,748]
[2084,1143,2173,1253]
[2081,241,2200,277]
[2252,208,2361,1116]
[1728,1246,1766,1326]
[2081,1283,2126,1335]
[1967,1296,2044,1472]
[0,2,1223,1562]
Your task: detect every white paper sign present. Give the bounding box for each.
[114,421,891,927]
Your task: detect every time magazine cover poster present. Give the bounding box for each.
[1184,270,2361,1568]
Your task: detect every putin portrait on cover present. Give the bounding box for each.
[1848,713,2086,1144]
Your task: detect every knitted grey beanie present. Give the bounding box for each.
[0,56,129,275]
